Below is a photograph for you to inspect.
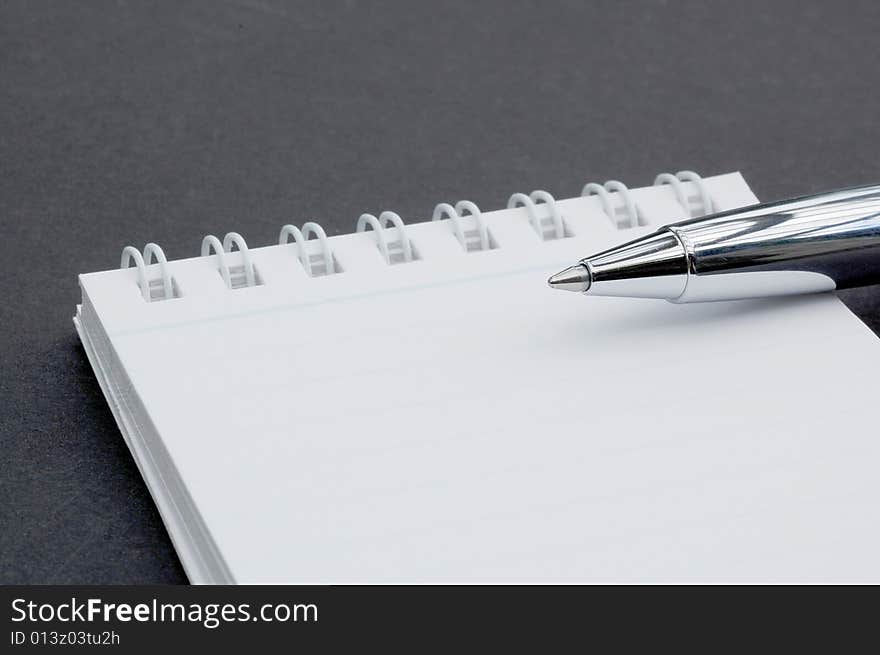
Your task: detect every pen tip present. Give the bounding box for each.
[548,265,591,292]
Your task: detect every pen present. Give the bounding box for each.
[548,184,880,302]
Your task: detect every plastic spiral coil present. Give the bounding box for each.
[121,243,174,302]
[653,170,714,217]
[356,211,415,264]
[119,170,716,301]
[201,232,258,289]
[279,222,336,276]
[582,180,642,228]
[507,190,567,241]
[432,200,492,252]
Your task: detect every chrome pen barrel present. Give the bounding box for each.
[576,184,880,303]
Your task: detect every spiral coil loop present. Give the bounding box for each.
[581,180,641,228]
[279,221,336,276]
[201,232,258,289]
[507,190,566,240]
[432,200,491,252]
[356,211,414,264]
[654,170,715,218]
[200,235,231,287]
[120,243,174,301]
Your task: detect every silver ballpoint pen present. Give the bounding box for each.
[548,184,880,302]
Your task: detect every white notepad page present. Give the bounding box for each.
[77,172,880,583]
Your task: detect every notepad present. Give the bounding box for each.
[75,171,880,583]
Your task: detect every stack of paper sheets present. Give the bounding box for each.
[75,172,880,583]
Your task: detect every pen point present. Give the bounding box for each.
[548,265,591,292]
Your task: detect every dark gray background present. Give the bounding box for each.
[2,0,879,583]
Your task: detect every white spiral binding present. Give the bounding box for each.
[279,222,336,276]
[431,200,491,252]
[581,180,641,228]
[120,243,174,302]
[653,170,715,217]
[356,211,414,264]
[120,170,717,301]
[507,190,565,240]
[200,232,257,288]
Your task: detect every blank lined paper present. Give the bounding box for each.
[75,172,880,583]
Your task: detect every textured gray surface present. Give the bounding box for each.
[2,0,879,583]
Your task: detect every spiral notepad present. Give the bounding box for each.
[75,171,880,583]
